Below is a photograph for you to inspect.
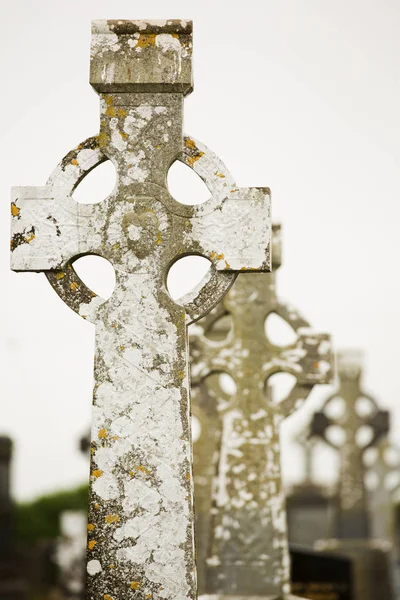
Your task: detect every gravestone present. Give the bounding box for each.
[290,545,353,600]
[190,224,333,597]
[55,511,87,599]
[0,437,27,600]
[10,19,272,600]
[286,425,335,548]
[311,350,394,600]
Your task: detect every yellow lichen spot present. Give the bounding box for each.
[230,188,239,193]
[146,595,151,599]
[113,435,119,441]
[186,473,191,480]
[185,138,196,149]
[129,471,135,477]
[171,33,179,39]
[117,108,127,118]
[137,33,156,48]
[313,362,319,369]
[92,469,103,478]
[155,144,161,149]
[87,523,95,531]
[105,96,113,106]
[216,253,224,260]
[210,251,216,259]
[130,581,141,590]
[155,233,162,246]
[94,503,100,510]
[90,447,95,454]
[109,564,114,569]
[113,242,120,250]
[104,595,113,600]
[70,281,79,291]
[224,260,231,269]
[119,130,128,140]
[88,540,97,550]
[105,514,119,524]
[178,371,185,380]
[71,158,79,166]
[119,345,125,351]
[56,272,65,280]
[98,428,107,439]
[97,131,109,148]
[216,173,225,178]
[24,233,35,244]
[106,106,116,117]
[11,203,20,217]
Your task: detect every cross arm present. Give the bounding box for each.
[185,187,272,272]
[11,186,106,271]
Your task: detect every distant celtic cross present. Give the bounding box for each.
[312,350,389,539]
[10,21,271,600]
[190,224,333,597]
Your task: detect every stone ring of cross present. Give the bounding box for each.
[41,135,245,325]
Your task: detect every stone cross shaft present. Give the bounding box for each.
[10,20,272,600]
[311,350,389,540]
[190,225,333,597]
[293,424,318,486]
[365,438,400,542]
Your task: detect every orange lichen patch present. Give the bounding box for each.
[88,540,97,550]
[155,233,162,245]
[104,595,113,600]
[11,203,20,217]
[70,281,79,291]
[210,251,216,259]
[24,233,35,244]
[94,503,100,510]
[137,33,156,48]
[56,272,65,280]
[171,33,179,39]
[113,435,119,441]
[119,131,128,140]
[112,322,117,328]
[109,564,115,569]
[92,469,103,478]
[87,523,95,531]
[230,188,239,193]
[224,260,231,269]
[130,582,141,590]
[119,345,125,351]
[187,153,203,167]
[117,108,127,118]
[185,138,196,149]
[155,144,161,149]
[216,172,225,178]
[105,514,119,524]
[313,362,320,369]
[146,595,151,599]
[186,473,191,480]
[137,465,151,475]
[105,96,113,106]
[106,106,116,117]
[71,158,79,166]
[216,253,224,260]
[98,428,107,439]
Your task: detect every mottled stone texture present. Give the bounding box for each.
[365,438,400,542]
[312,350,389,540]
[190,225,333,597]
[10,19,272,600]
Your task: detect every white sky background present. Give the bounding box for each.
[1,0,400,501]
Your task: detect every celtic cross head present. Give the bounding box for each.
[10,20,272,600]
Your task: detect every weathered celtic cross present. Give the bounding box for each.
[190,224,333,597]
[10,21,271,600]
[311,350,389,539]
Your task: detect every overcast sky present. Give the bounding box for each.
[1,0,400,501]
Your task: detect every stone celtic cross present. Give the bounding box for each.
[190,224,333,597]
[10,20,271,600]
[311,350,389,539]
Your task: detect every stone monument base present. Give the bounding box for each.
[199,595,308,599]
[314,538,395,600]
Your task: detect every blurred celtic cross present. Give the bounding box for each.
[311,350,389,539]
[190,224,333,597]
[10,20,272,600]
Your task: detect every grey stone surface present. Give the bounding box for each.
[190,225,333,597]
[311,350,389,539]
[10,19,272,600]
